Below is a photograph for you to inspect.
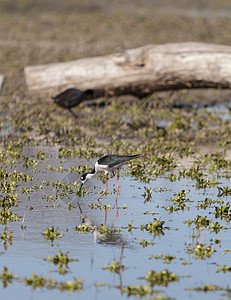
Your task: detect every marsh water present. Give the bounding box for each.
[0,144,231,300]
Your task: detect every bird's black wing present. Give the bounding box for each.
[53,88,86,109]
[98,154,140,168]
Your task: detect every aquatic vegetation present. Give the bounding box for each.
[58,278,83,293]
[209,221,227,233]
[141,186,153,203]
[0,267,17,288]
[0,227,13,250]
[1,72,231,299]
[36,150,47,160]
[150,254,176,264]
[24,273,54,290]
[217,186,231,197]
[186,215,211,228]
[103,261,126,274]
[143,269,179,287]
[88,203,111,211]
[197,197,214,210]
[58,147,100,159]
[47,251,78,275]
[140,218,166,236]
[74,224,93,233]
[188,283,231,292]
[217,265,231,273]
[0,181,17,193]
[223,248,231,255]
[47,250,77,265]
[122,284,153,297]
[24,273,83,293]
[21,187,32,194]
[166,189,191,212]
[23,157,39,169]
[41,226,62,244]
[186,243,215,260]
[149,155,177,177]
[97,224,120,236]
[0,206,18,225]
[179,166,203,180]
[129,162,150,182]
[195,177,218,189]
[139,239,154,248]
[0,194,17,210]
[214,202,231,219]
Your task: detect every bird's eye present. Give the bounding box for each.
[80,176,83,180]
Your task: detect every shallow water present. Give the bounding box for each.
[0,146,231,299]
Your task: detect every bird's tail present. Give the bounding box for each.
[130,154,142,159]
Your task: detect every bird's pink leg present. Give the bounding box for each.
[104,208,108,225]
[114,188,119,223]
[112,171,119,223]
[97,173,108,203]
[113,172,120,191]
[97,173,108,225]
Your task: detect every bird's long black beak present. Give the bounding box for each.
[79,183,83,190]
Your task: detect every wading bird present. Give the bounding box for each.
[80,154,141,202]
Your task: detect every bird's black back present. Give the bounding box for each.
[53,88,94,109]
[98,154,141,168]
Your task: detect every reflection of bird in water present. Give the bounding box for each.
[53,88,94,117]
[77,202,127,247]
[80,154,141,213]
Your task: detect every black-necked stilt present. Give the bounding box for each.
[80,154,141,202]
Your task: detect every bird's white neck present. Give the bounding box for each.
[86,172,96,180]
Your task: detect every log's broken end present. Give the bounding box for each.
[0,75,5,94]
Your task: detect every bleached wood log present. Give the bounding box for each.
[24,42,231,99]
[0,75,5,93]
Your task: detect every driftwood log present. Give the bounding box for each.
[0,75,5,93]
[24,42,231,99]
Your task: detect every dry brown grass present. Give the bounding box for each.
[0,0,231,98]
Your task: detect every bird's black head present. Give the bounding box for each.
[80,172,89,184]
[80,168,96,186]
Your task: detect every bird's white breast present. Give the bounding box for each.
[95,161,109,173]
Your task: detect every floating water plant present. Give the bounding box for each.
[122,284,153,297]
[0,227,13,250]
[217,265,231,273]
[186,215,210,228]
[139,239,154,248]
[0,267,16,288]
[166,189,191,212]
[74,224,93,233]
[209,221,227,233]
[58,278,83,293]
[23,273,83,293]
[47,251,77,275]
[186,243,215,260]
[143,269,179,287]
[41,226,62,244]
[214,202,231,219]
[141,218,166,236]
[195,177,218,189]
[142,186,153,203]
[103,261,126,274]
[217,186,231,197]
[150,254,176,264]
